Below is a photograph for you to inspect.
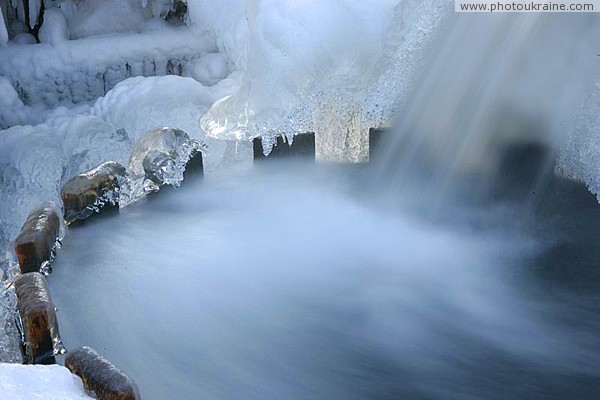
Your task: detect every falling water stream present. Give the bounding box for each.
[47,13,600,400]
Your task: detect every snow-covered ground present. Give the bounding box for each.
[0,363,92,399]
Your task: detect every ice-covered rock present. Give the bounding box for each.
[14,202,64,275]
[0,363,91,399]
[61,161,127,224]
[14,272,65,364]
[121,127,204,205]
[65,346,140,400]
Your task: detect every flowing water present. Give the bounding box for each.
[47,13,600,400]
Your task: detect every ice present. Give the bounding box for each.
[11,32,35,43]
[67,0,146,39]
[187,52,229,87]
[556,87,600,200]
[28,0,40,28]
[0,363,92,399]
[120,127,205,205]
[0,26,217,122]
[38,7,68,44]
[0,6,7,46]
[0,284,21,363]
[199,0,450,148]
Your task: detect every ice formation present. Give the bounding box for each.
[0,6,7,46]
[38,7,68,44]
[556,86,600,201]
[120,126,205,206]
[199,0,452,146]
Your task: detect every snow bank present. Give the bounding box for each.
[0,363,91,399]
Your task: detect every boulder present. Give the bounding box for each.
[65,346,141,400]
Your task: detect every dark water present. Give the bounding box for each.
[47,158,600,400]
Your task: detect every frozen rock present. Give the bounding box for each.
[61,161,127,224]
[14,272,65,364]
[65,346,140,400]
[121,127,204,206]
[14,202,64,275]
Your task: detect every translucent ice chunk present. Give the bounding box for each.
[120,127,206,207]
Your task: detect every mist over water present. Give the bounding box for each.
[46,12,600,400]
[48,159,600,400]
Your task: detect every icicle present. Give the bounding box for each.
[0,7,8,46]
[141,0,148,8]
[28,0,41,28]
[15,0,25,25]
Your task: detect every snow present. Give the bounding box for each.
[0,363,92,400]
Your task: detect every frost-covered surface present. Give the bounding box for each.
[0,26,217,127]
[0,363,92,399]
[556,87,600,200]
[0,285,20,363]
[199,0,452,142]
